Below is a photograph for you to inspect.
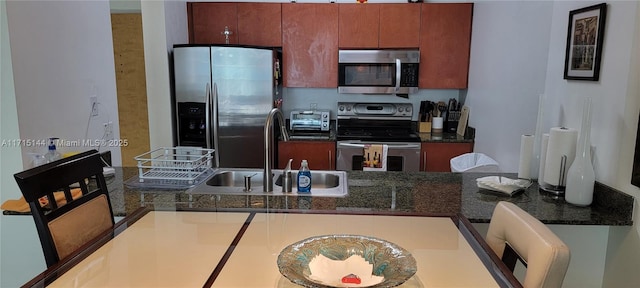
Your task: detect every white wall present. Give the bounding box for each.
[466,1,553,173]
[543,1,637,185]
[110,0,141,13]
[0,1,36,286]
[460,1,640,287]
[141,0,184,149]
[0,1,22,203]
[6,0,122,167]
[2,1,120,286]
[541,2,640,286]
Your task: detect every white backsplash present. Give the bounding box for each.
[281,88,464,121]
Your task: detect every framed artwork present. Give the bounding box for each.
[563,3,607,81]
[632,113,640,188]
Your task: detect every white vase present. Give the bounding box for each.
[565,97,595,206]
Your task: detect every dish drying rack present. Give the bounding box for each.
[134,147,215,187]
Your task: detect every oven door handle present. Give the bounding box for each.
[337,143,421,149]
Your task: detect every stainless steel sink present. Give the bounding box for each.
[206,170,263,187]
[186,168,348,197]
[275,171,340,189]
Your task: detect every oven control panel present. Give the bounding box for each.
[337,102,413,119]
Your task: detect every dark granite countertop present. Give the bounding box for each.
[284,123,475,143]
[417,132,474,143]
[93,168,632,226]
[417,126,475,143]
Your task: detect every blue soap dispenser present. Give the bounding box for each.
[297,160,311,193]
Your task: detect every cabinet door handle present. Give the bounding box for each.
[328,150,333,170]
[422,151,427,172]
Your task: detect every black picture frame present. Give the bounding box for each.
[563,3,607,81]
[632,113,640,188]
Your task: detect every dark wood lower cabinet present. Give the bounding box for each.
[421,142,474,172]
[278,141,336,170]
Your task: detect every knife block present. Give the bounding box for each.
[419,122,432,133]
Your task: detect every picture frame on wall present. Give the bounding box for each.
[632,113,640,188]
[563,3,607,81]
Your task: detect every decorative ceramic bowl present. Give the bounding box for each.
[277,234,417,288]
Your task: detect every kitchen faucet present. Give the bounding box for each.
[264,108,290,192]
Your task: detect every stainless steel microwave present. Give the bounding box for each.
[338,50,420,95]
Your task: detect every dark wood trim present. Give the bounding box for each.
[187,2,194,43]
[21,207,151,288]
[202,212,256,288]
[454,213,522,288]
[214,206,457,218]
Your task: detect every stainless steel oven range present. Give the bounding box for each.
[336,102,421,172]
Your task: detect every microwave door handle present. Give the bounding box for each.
[395,58,401,92]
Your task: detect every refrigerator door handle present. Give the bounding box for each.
[205,83,212,149]
[211,82,220,167]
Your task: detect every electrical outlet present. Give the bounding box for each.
[310,103,318,110]
[90,96,98,116]
[103,122,113,139]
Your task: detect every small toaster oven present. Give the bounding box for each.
[289,110,330,131]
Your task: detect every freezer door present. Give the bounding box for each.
[173,46,211,103]
[173,46,212,147]
[211,46,276,168]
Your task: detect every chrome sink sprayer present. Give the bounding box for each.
[264,108,290,192]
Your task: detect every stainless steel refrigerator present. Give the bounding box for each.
[172,45,282,168]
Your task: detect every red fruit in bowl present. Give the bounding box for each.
[341,273,361,284]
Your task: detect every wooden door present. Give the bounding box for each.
[237,3,282,47]
[189,3,238,44]
[421,142,474,172]
[379,4,421,48]
[111,13,150,167]
[338,4,379,48]
[419,3,473,88]
[278,141,336,170]
[282,3,339,88]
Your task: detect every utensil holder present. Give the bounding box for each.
[419,122,432,133]
[446,110,461,133]
[432,117,444,133]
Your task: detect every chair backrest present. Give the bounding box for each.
[486,201,570,288]
[14,149,114,267]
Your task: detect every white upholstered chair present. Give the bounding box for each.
[486,201,571,288]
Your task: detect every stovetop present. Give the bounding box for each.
[336,102,419,142]
[336,120,420,142]
[336,127,420,142]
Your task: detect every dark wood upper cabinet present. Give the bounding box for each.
[187,2,472,89]
[188,3,281,47]
[282,3,339,88]
[419,3,473,88]
[237,3,282,47]
[189,3,238,45]
[379,4,421,48]
[339,4,420,49]
[339,4,380,48]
